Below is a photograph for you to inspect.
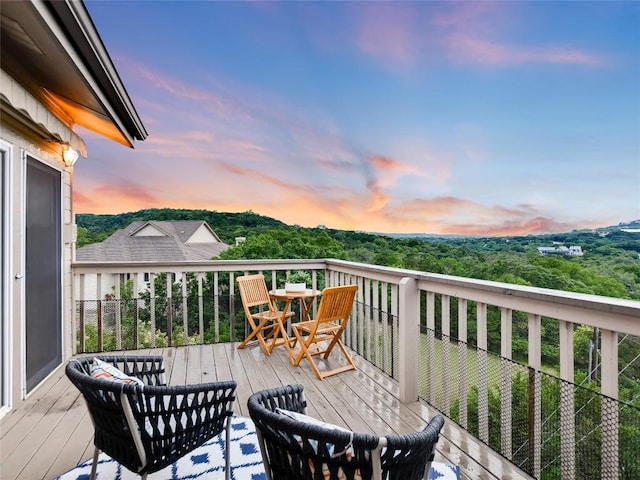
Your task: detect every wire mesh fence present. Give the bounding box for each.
[342,301,399,379]
[76,294,245,352]
[418,327,640,479]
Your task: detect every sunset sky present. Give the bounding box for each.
[77,1,640,236]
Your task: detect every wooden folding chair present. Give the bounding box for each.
[291,285,358,379]
[237,274,294,356]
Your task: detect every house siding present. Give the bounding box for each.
[1,107,75,414]
[188,224,220,243]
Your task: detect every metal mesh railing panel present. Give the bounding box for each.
[340,301,399,379]
[76,295,238,352]
[417,327,640,479]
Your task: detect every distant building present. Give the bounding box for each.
[77,220,228,262]
[76,220,229,298]
[537,245,583,256]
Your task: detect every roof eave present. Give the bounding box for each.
[34,0,148,146]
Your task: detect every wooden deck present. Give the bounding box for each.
[0,343,531,480]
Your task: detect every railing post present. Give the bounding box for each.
[133,272,139,349]
[229,272,235,342]
[357,276,365,355]
[166,273,173,346]
[372,279,380,367]
[363,277,371,361]
[150,273,156,348]
[97,273,103,352]
[114,274,121,350]
[458,298,468,428]
[500,307,513,459]
[442,294,451,415]
[390,284,399,378]
[213,271,220,343]
[382,282,391,375]
[600,328,619,479]
[78,273,85,354]
[425,291,435,404]
[181,272,188,345]
[559,320,576,479]
[398,277,419,403]
[477,302,489,444]
[198,273,204,344]
[528,313,542,478]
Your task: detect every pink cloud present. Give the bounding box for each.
[125,62,260,125]
[444,217,576,236]
[399,196,477,217]
[431,2,497,29]
[218,162,293,190]
[350,2,605,68]
[369,154,422,175]
[445,34,604,66]
[183,131,214,142]
[74,175,582,236]
[355,3,419,66]
[74,181,162,214]
[365,179,389,213]
[228,140,266,153]
[372,196,579,236]
[362,153,430,205]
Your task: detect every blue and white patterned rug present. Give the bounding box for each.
[56,416,460,480]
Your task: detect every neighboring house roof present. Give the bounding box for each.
[77,221,230,262]
[1,0,147,149]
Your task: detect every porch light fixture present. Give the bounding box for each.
[62,146,79,167]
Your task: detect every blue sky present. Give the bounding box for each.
[76,1,640,235]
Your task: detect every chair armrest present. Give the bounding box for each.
[381,414,445,476]
[248,383,307,414]
[385,414,444,452]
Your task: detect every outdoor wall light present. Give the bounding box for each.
[62,146,79,167]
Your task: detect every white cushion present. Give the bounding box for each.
[90,358,144,387]
[276,408,350,435]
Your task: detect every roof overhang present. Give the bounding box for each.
[0,0,147,148]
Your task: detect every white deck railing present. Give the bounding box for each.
[73,258,640,480]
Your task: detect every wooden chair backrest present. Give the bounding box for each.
[314,285,358,326]
[237,274,275,312]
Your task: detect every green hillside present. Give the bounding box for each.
[76,208,287,246]
[76,208,640,300]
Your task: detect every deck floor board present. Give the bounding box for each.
[0,343,531,480]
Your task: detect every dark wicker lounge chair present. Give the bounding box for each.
[66,355,237,480]
[247,384,445,480]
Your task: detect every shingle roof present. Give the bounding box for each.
[76,221,229,261]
